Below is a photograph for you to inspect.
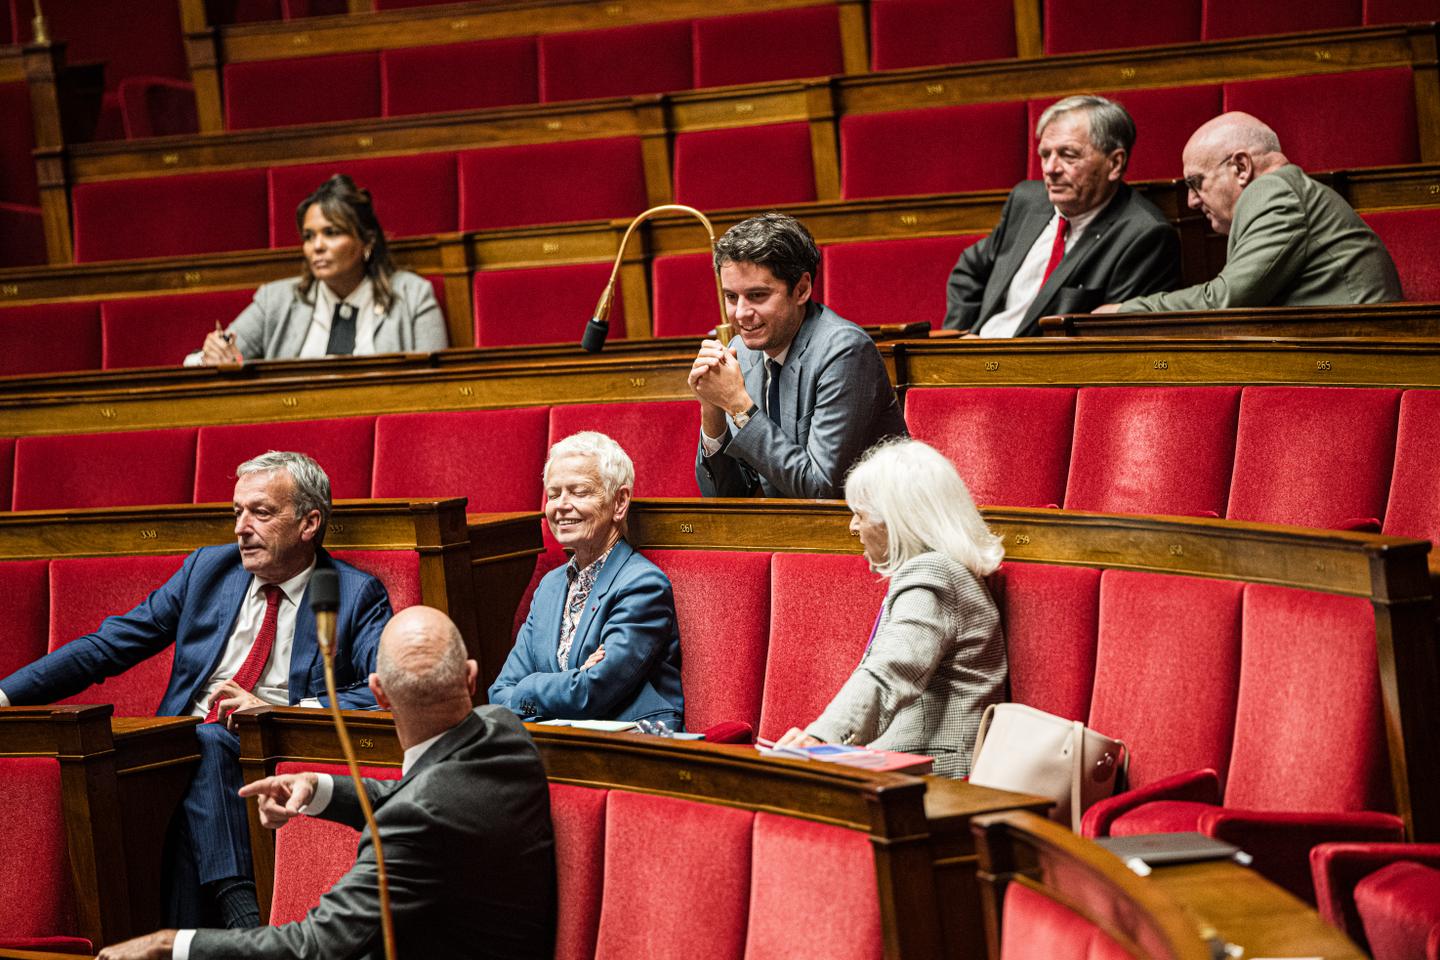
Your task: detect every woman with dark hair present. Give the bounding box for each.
[187,174,448,366]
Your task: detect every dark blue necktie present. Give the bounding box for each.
[766,359,782,424]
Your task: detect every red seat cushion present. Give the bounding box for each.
[1044,0,1200,54]
[194,416,377,503]
[1204,0,1361,39]
[648,550,770,733]
[0,201,46,268]
[823,235,984,330]
[594,791,753,960]
[692,7,844,88]
[458,138,648,231]
[1028,86,1222,183]
[539,21,692,102]
[1383,390,1440,544]
[841,102,1029,199]
[651,252,726,339]
[49,554,189,716]
[101,290,256,370]
[549,784,608,960]
[117,76,199,140]
[1355,861,1440,960]
[745,812,882,960]
[1363,208,1440,301]
[1090,571,1244,790]
[225,53,381,130]
[381,38,538,117]
[472,263,624,348]
[759,553,889,742]
[869,0,1017,70]
[269,760,401,925]
[674,123,817,211]
[999,881,1104,960]
[267,153,458,246]
[372,407,550,512]
[1107,799,1217,836]
[326,550,419,612]
[0,560,50,679]
[547,402,698,497]
[72,171,270,262]
[1365,0,1440,23]
[0,303,102,377]
[1064,386,1240,517]
[992,562,1100,721]
[1227,386,1400,529]
[0,81,38,205]
[904,387,1077,509]
[13,428,198,510]
[0,758,77,941]
[1222,69,1418,172]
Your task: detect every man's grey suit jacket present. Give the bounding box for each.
[191,706,557,960]
[943,180,1179,335]
[695,302,906,499]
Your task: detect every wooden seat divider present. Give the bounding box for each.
[1040,303,1440,338]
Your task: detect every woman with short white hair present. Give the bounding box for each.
[776,438,1007,777]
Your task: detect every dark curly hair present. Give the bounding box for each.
[712,212,821,292]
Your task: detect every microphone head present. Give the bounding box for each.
[310,568,340,613]
[581,316,610,353]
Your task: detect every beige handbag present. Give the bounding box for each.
[967,703,1128,831]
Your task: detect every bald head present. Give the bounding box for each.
[1181,112,1289,235]
[373,606,474,714]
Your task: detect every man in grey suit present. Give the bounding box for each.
[98,606,556,960]
[1099,112,1402,312]
[689,213,906,499]
[944,94,1179,336]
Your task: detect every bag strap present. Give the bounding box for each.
[970,703,998,773]
[1070,720,1085,832]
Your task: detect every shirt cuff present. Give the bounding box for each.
[298,697,322,709]
[305,774,335,817]
[182,350,204,368]
[0,689,9,707]
[173,929,195,960]
[700,426,727,458]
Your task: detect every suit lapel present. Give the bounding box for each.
[567,540,634,666]
[983,203,1053,320]
[775,304,820,436]
[287,549,329,700]
[276,294,314,357]
[397,710,484,789]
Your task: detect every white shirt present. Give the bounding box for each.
[700,342,792,456]
[300,278,379,358]
[978,202,1105,339]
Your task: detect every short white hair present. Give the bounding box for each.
[844,438,1004,578]
[543,431,635,500]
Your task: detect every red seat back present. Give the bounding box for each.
[0,758,77,942]
[547,402,699,498]
[822,235,983,330]
[194,416,377,503]
[1362,208,1440,301]
[674,123,817,211]
[1365,0,1440,22]
[381,38,538,116]
[458,138,648,231]
[0,303,101,377]
[538,21,693,102]
[840,102,1029,199]
[0,81,38,205]
[225,53,380,130]
[0,559,49,689]
[372,408,550,512]
[267,153,458,246]
[100,290,255,370]
[327,549,420,612]
[1383,389,1440,545]
[116,76,199,139]
[1044,0,1199,54]
[1203,0,1360,39]
[869,0,1017,70]
[692,7,844,87]
[999,881,1124,960]
[550,783,608,960]
[72,171,270,262]
[0,201,45,268]
[13,429,198,511]
[472,263,623,348]
[992,563,1100,722]
[651,252,725,339]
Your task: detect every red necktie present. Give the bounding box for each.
[205,584,283,723]
[1041,216,1070,283]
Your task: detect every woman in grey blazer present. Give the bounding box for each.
[776,439,1008,778]
[188,174,448,366]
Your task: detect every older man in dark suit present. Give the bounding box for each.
[943,94,1180,336]
[97,605,557,960]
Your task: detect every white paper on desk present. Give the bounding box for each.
[536,719,637,731]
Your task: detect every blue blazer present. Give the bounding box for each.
[0,544,392,714]
[488,539,684,727]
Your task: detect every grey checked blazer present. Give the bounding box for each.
[806,552,1007,779]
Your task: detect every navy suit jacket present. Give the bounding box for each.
[487,540,684,726]
[0,544,391,714]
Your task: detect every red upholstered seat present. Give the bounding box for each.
[0,437,12,510]
[1362,208,1440,301]
[0,303,102,377]
[991,563,1100,722]
[458,138,647,231]
[100,289,255,370]
[999,881,1115,960]
[0,81,38,205]
[0,201,45,268]
[0,560,50,680]
[1027,86,1222,183]
[1356,862,1440,960]
[692,7,844,88]
[381,38,538,117]
[1383,390,1440,544]
[1312,842,1440,959]
[0,758,81,948]
[1227,386,1400,530]
[822,235,983,329]
[904,387,1076,508]
[10,0,187,86]
[1203,0,1360,39]
[841,102,1029,199]
[868,0,1017,70]
[648,550,770,733]
[72,170,270,262]
[745,812,882,960]
[548,402,698,497]
[49,554,188,716]
[1222,69,1418,172]
[1365,0,1440,23]
[267,153,458,246]
[538,21,692,102]
[758,553,889,742]
[673,123,817,211]
[194,416,377,502]
[550,783,608,960]
[594,791,754,960]
[472,263,622,348]
[326,550,420,612]
[372,407,550,512]
[13,428,198,510]
[269,761,401,925]
[1044,0,1199,54]
[1064,386,1240,517]
[651,252,725,339]
[117,77,199,139]
[225,53,381,130]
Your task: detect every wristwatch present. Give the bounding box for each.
[731,404,759,430]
